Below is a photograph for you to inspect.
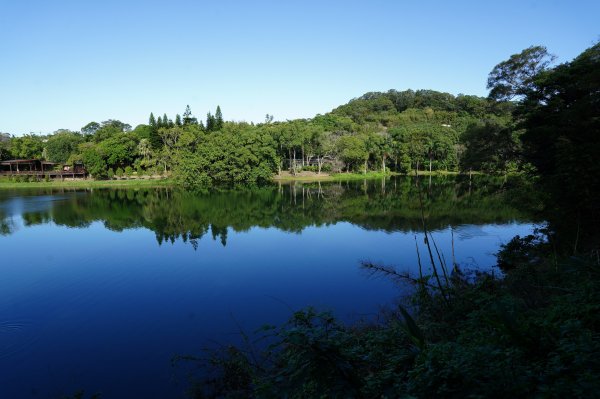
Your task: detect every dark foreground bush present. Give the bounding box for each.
[179,238,600,398]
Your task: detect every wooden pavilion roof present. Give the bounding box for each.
[0,159,57,165]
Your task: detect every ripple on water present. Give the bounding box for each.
[0,320,39,360]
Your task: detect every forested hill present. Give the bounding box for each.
[0,87,522,187]
[326,89,517,172]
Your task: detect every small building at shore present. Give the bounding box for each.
[0,159,87,178]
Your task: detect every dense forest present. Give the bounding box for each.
[1,83,523,187]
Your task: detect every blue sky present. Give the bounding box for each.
[0,0,598,135]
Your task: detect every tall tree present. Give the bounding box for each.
[215,106,224,130]
[137,138,152,161]
[148,113,162,149]
[81,122,100,136]
[182,105,198,126]
[518,43,600,247]
[206,112,216,132]
[487,45,556,102]
[162,113,171,128]
[175,114,182,126]
[0,132,11,160]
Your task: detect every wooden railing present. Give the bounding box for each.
[0,170,87,176]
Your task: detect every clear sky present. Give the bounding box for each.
[0,0,598,135]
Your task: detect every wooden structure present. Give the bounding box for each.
[0,159,87,179]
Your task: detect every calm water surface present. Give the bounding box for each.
[0,177,538,398]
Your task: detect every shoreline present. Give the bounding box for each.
[272,170,469,182]
[0,178,174,189]
[0,170,481,189]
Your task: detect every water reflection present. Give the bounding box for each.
[0,175,533,248]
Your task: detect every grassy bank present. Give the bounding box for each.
[272,170,471,182]
[0,177,173,189]
[273,171,399,182]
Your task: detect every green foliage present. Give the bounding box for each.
[0,132,12,160]
[389,122,459,172]
[206,111,216,132]
[461,119,522,173]
[487,45,556,102]
[92,120,131,142]
[45,130,83,163]
[215,105,224,130]
[173,123,278,186]
[182,105,198,126]
[79,143,107,179]
[98,133,137,167]
[81,121,101,136]
[1,89,516,182]
[517,43,600,248]
[173,151,212,189]
[10,134,45,159]
[338,134,368,172]
[163,113,171,128]
[131,124,153,141]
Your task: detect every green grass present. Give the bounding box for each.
[0,178,174,189]
[330,171,398,180]
[273,170,469,182]
[273,171,399,182]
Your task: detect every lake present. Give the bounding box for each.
[0,176,538,398]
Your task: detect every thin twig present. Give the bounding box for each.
[415,234,424,284]
[414,170,448,304]
[451,226,458,273]
[361,261,438,290]
[429,231,450,286]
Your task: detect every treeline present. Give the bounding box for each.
[1,88,524,187]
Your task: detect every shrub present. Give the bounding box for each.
[301,165,318,172]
